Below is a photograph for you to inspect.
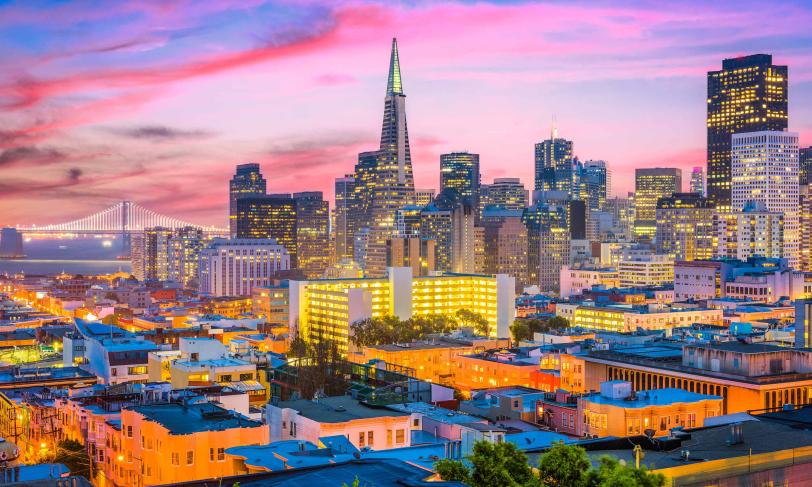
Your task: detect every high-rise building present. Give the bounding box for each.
[690,167,705,196]
[800,147,812,186]
[229,163,266,237]
[796,300,812,349]
[580,160,609,211]
[534,129,574,194]
[167,226,208,288]
[395,206,423,237]
[419,198,477,274]
[634,168,682,240]
[481,208,528,291]
[414,189,436,207]
[655,193,715,261]
[481,178,529,213]
[362,38,417,277]
[0,228,24,258]
[732,131,799,267]
[800,185,812,272]
[235,195,298,267]
[293,192,330,278]
[440,152,480,214]
[289,267,515,351]
[707,54,788,210]
[333,175,356,262]
[386,237,436,276]
[199,239,290,297]
[602,195,635,241]
[523,202,569,292]
[131,227,173,282]
[714,202,784,261]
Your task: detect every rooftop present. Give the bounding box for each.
[585,388,722,408]
[387,402,486,425]
[276,396,408,423]
[129,401,262,434]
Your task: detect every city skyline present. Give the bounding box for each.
[2,1,812,227]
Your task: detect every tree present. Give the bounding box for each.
[435,441,535,487]
[585,456,665,487]
[546,316,569,331]
[435,458,471,484]
[456,309,490,337]
[537,442,591,487]
[510,321,533,344]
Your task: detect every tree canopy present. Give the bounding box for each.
[435,441,665,487]
[349,310,490,348]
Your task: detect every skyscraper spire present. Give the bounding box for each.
[387,38,403,96]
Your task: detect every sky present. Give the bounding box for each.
[1,0,812,228]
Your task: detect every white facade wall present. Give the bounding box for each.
[199,239,290,297]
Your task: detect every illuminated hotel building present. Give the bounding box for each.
[731,131,799,268]
[289,267,515,353]
[534,128,574,194]
[634,168,681,239]
[236,195,298,267]
[229,163,267,237]
[293,191,330,278]
[654,193,714,261]
[707,54,788,210]
[440,152,481,216]
[198,239,290,297]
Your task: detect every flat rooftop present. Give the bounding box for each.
[276,396,407,423]
[130,402,262,434]
[584,388,721,408]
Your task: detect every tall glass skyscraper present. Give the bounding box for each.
[229,163,266,237]
[690,167,705,196]
[800,147,812,185]
[580,160,609,211]
[634,168,682,240]
[440,152,480,213]
[235,194,298,268]
[707,54,788,210]
[534,128,574,194]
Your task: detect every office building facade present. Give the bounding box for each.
[634,168,682,239]
[229,163,267,237]
[655,193,715,261]
[198,239,290,297]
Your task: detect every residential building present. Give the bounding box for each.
[655,193,714,261]
[578,380,722,438]
[732,130,800,267]
[557,303,722,333]
[267,396,414,450]
[707,54,788,210]
[121,401,267,485]
[251,283,289,325]
[66,319,158,385]
[559,266,619,298]
[455,349,540,394]
[229,163,267,237]
[198,239,290,297]
[634,168,682,239]
[480,178,529,213]
[167,226,208,288]
[461,386,546,423]
[714,202,784,261]
[131,226,173,281]
[289,267,515,352]
[800,185,812,272]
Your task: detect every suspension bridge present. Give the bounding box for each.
[19,201,227,235]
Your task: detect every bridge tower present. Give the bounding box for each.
[121,200,132,256]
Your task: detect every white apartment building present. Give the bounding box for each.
[617,248,674,288]
[199,239,290,297]
[732,131,799,268]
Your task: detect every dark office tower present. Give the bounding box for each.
[359,38,417,277]
[236,195,298,267]
[0,228,24,258]
[568,200,587,240]
[334,175,356,262]
[293,192,330,278]
[580,160,609,211]
[229,163,267,237]
[440,152,481,213]
[801,147,812,185]
[634,168,682,240]
[523,202,569,292]
[707,54,788,210]
[534,128,574,194]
